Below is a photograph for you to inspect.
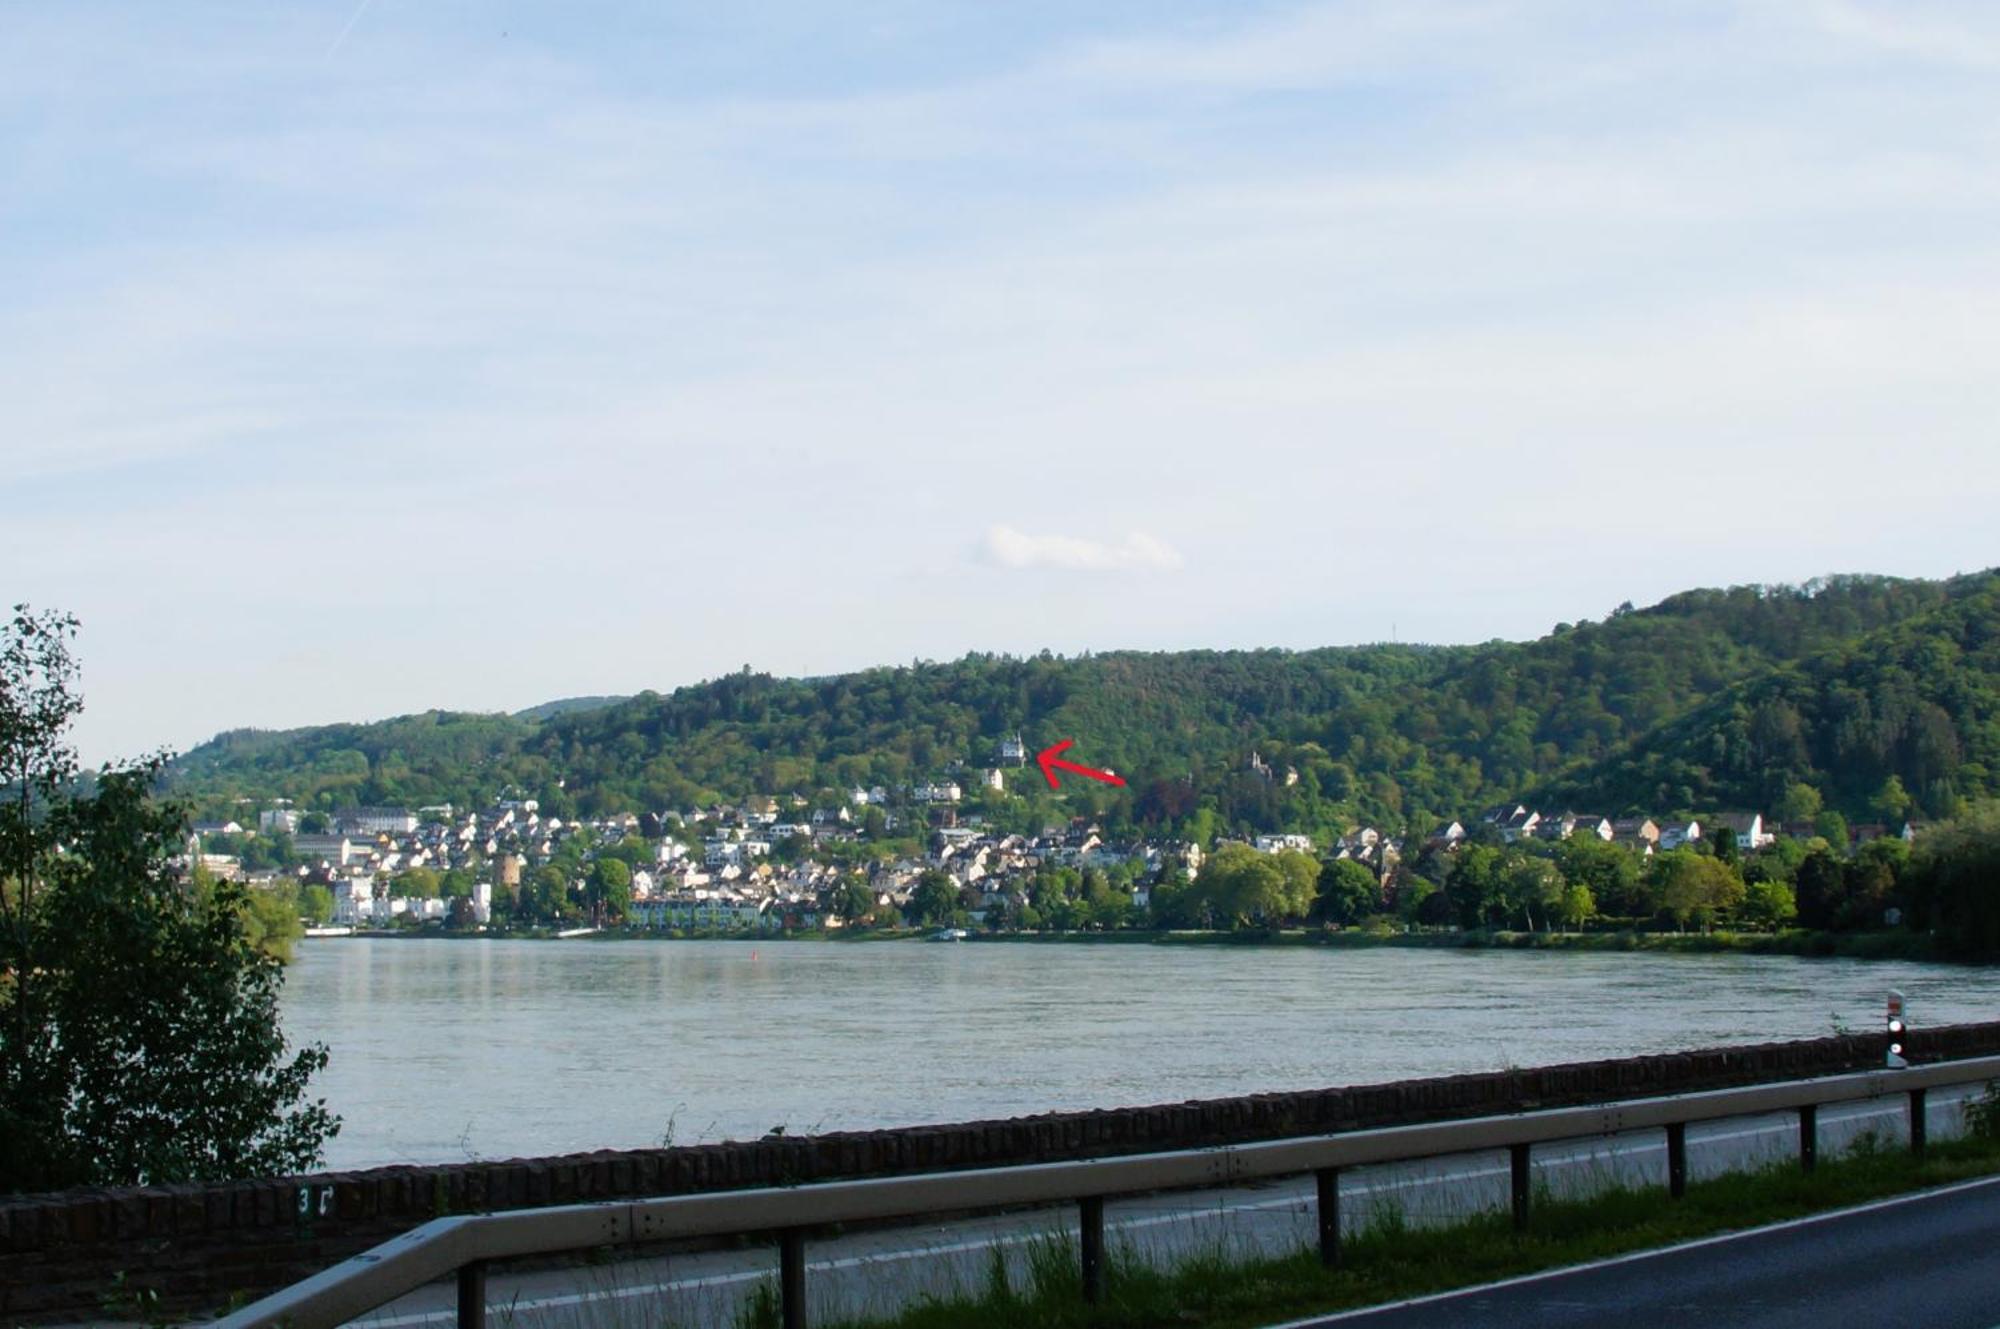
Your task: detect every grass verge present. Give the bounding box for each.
[753,1132,2000,1329]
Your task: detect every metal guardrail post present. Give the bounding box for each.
[1079,1195,1106,1303]
[1316,1167,1341,1267]
[779,1228,807,1329]
[1666,1122,1687,1199]
[1909,1089,1927,1157]
[1799,1104,1817,1172]
[456,1260,485,1329]
[1510,1143,1531,1229]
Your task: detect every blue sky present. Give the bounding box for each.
[4,1,1998,762]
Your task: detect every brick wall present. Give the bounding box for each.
[4,1021,1996,1322]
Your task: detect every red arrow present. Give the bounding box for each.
[1036,739,1126,791]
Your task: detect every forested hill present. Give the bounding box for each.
[169,571,1999,834]
[1543,572,2000,821]
[510,695,627,723]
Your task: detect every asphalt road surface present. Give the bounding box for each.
[350,1086,1983,1328]
[1271,1172,2000,1329]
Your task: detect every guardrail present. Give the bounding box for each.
[216,1054,2000,1329]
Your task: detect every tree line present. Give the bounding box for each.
[805,814,2000,958]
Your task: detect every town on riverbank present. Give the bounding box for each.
[185,740,1994,958]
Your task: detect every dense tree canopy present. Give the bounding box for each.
[1315,858,1382,925]
[166,573,1999,846]
[1904,805,2000,957]
[1,607,336,1192]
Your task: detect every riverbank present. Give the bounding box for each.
[959,925,1956,962]
[322,922,1959,963]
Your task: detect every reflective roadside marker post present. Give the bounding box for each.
[1888,989,1927,1156]
[1886,989,1908,1069]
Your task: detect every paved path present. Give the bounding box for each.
[350,1086,1980,1328]
[1272,1172,2000,1329]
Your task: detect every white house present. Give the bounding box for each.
[331,876,377,924]
[337,807,419,835]
[1658,820,1702,851]
[1612,818,1661,851]
[1537,812,1614,842]
[1712,812,1773,852]
[293,833,359,866]
[258,808,301,835]
[703,837,772,867]
[631,893,777,932]
[1253,833,1314,854]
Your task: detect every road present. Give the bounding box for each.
[1273,1172,2000,1329]
[350,1086,1982,1328]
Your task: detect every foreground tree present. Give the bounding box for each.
[586,856,631,925]
[1189,845,1317,928]
[1742,878,1798,930]
[903,870,961,927]
[1557,881,1597,933]
[1649,849,1745,933]
[829,877,876,926]
[1314,857,1381,926]
[1904,804,2000,957]
[300,882,335,925]
[0,607,337,1192]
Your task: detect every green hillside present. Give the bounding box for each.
[511,695,628,723]
[168,571,1998,834]
[1546,572,2000,820]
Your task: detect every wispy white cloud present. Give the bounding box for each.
[983,525,1185,573]
[1046,0,1506,92]
[1800,0,2000,72]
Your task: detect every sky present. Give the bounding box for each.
[4,1,1998,763]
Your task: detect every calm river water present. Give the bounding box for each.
[281,938,2000,1171]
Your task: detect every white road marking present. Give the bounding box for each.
[1258,1172,2000,1328]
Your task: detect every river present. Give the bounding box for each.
[278,937,2000,1171]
